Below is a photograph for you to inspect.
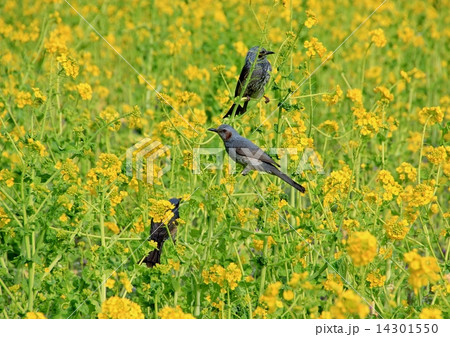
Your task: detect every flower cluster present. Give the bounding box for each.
[323,164,353,206]
[323,273,343,294]
[25,312,47,319]
[148,199,176,223]
[399,183,435,208]
[424,146,447,165]
[403,250,440,294]
[377,170,402,201]
[98,296,144,319]
[366,269,386,288]
[396,162,417,181]
[202,263,242,290]
[369,28,387,48]
[304,37,327,59]
[86,154,124,191]
[76,83,92,101]
[259,282,283,314]
[418,106,443,125]
[384,215,410,240]
[346,231,377,266]
[419,308,442,319]
[0,206,11,228]
[329,290,370,319]
[157,306,195,319]
[352,106,383,137]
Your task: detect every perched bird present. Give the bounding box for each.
[223,46,274,119]
[143,198,181,268]
[208,125,305,193]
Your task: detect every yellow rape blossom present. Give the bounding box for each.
[98,297,144,319]
[158,306,195,319]
[346,231,377,266]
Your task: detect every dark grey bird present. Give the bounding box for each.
[208,125,305,193]
[143,198,181,268]
[223,46,274,119]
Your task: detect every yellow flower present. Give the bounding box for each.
[419,307,442,319]
[374,86,394,102]
[396,162,417,181]
[369,28,387,47]
[418,106,443,125]
[56,53,79,78]
[55,158,80,183]
[288,271,308,288]
[86,154,123,192]
[252,236,276,252]
[318,120,339,135]
[323,164,353,206]
[404,250,440,294]
[330,290,369,318]
[343,219,360,232]
[399,183,435,208]
[105,221,120,234]
[322,85,343,106]
[366,269,386,288]
[253,306,268,319]
[233,41,247,58]
[32,87,47,103]
[100,106,121,131]
[347,88,363,105]
[377,170,402,201]
[304,37,327,59]
[27,138,48,157]
[158,306,194,319]
[352,106,383,137]
[98,296,144,319]
[202,263,242,290]
[184,65,210,82]
[260,282,283,313]
[323,273,343,294]
[15,90,32,108]
[0,206,11,228]
[384,215,410,240]
[424,146,447,165]
[304,10,318,28]
[119,272,133,292]
[25,312,47,319]
[283,290,294,301]
[148,199,176,223]
[59,213,68,222]
[105,279,115,289]
[346,231,377,266]
[76,83,92,100]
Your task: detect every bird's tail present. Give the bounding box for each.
[271,169,306,193]
[223,101,249,118]
[144,241,164,268]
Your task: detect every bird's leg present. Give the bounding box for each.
[263,95,270,104]
[241,166,252,176]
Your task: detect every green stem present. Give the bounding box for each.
[258,236,269,297]
[417,118,429,183]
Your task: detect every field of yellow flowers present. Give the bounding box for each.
[0,0,449,319]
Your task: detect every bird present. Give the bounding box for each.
[223,46,274,119]
[208,125,305,193]
[143,198,181,268]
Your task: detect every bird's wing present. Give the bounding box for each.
[234,64,250,97]
[234,138,280,167]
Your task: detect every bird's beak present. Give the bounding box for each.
[208,128,217,133]
[265,51,275,55]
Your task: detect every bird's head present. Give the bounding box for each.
[247,46,275,62]
[169,198,181,209]
[208,124,238,141]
